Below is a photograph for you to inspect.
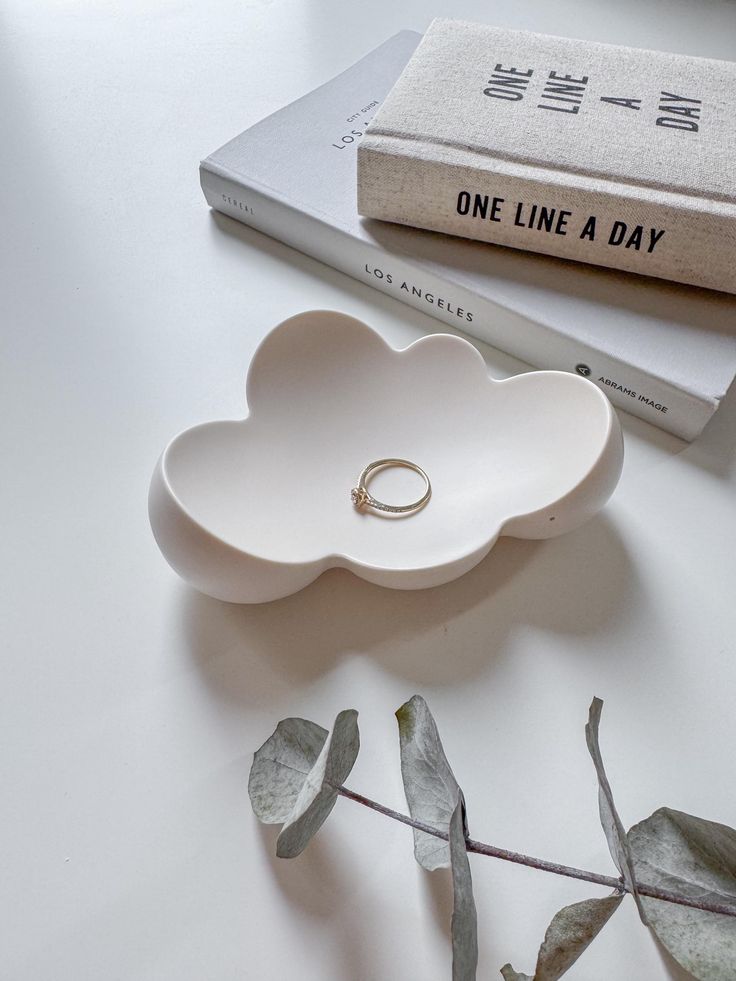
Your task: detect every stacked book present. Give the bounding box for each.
[200,25,736,440]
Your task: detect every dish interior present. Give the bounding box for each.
[163,317,611,569]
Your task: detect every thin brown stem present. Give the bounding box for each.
[336,785,736,919]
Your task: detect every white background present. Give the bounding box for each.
[2,1,735,979]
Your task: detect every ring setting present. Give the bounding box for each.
[351,458,431,515]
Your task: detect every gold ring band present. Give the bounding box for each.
[351,459,431,515]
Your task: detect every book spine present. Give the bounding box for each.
[200,162,716,440]
[357,140,736,296]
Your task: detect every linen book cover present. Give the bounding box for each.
[200,31,736,441]
[357,19,736,294]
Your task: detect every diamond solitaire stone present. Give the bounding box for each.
[351,487,368,508]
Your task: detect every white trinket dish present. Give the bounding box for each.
[149,310,623,603]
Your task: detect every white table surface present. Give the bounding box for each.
[2,2,735,979]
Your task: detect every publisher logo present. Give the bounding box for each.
[575,363,591,377]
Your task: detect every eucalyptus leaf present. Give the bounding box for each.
[248,717,328,823]
[449,793,478,981]
[627,807,736,980]
[585,697,646,921]
[500,965,532,981]
[396,695,463,870]
[276,709,360,858]
[500,892,623,981]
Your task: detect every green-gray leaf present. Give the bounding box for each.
[396,695,462,870]
[500,892,623,981]
[276,709,360,858]
[500,965,532,981]
[249,717,328,823]
[450,793,478,981]
[585,697,645,921]
[628,807,736,980]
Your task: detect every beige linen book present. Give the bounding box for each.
[358,19,736,293]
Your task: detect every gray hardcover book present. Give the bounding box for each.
[358,19,736,294]
[200,31,736,441]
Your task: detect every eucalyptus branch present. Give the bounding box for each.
[249,697,736,980]
[335,784,736,919]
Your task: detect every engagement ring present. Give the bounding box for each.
[351,459,431,515]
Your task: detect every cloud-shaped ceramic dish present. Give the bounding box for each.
[149,310,623,603]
